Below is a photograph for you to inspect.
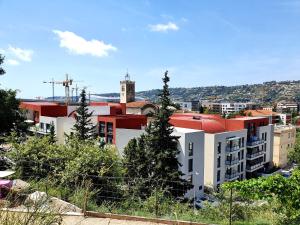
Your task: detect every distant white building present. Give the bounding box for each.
[220,102,254,115]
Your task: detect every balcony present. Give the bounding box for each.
[29,125,50,135]
[225,173,240,181]
[247,139,265,148]
[246,151,265,159]
[225,158,240,166]
[246,162,264,172]
[226,146,240,153]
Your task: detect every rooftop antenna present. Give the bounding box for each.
[125,69,130,81]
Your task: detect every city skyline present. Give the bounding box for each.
[1,0,300,98]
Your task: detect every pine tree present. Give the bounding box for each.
[146,70,192,197]
[123,71,192,197]
[72,89,96,141]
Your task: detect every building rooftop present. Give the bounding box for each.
[244,109,278,117]
[274,124,296,133]
[126,101,152,108]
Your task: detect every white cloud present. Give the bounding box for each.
[6,59,20,66]
[0,49,5,54]
[53,30,117,57]
[149,22,179,32]
[8,46,33,62]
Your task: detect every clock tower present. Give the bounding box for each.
[120,72,135,103]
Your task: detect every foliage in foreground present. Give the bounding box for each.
[223,169,300,225]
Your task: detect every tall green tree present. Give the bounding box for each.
[0,89,27,136]
[147,70,191,196]
[124,71,191,197]
[72,89,96,141]
[0,54,5,75]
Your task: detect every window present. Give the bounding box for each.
[241,137,245,147]
[99,122,105,136]
[263,154,266,162]
[199,185,203,190]
[241,150,244,160]
[264,132,267,141]
[288,132,291,139]
[188,159,193,172]
[217,142,221,154]
[217,170,221,182]
[188,142,194,156]
[217,156,221,168]
[188,175,193,183]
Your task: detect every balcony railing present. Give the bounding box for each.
[225,173,240,180]
[29,126,50,135]
[246,151,265,159]
[247,139,265,147]
[226,146,240,153]
[246,162,264,172]
[225,159,240,166]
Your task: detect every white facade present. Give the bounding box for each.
[33,115,98,144]
[221,103,253,115]
[204,129,248,189]
[173,127,205,198]
[278,113,291,125]
[67,106,111,116]
[115,128,145,156]
[176,102,193,111]
[114,127,205,198]
[277,102,298,113]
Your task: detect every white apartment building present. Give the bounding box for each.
[204,129,247,189]
[173,127,205,198]
[221,102,254,115]
[277,102,298,113]
[114,126,205,198]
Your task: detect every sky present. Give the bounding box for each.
[1,0,300,98]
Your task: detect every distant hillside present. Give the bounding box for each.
[136,80,300,103]
[47,80,300,104]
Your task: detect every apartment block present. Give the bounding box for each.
[170,113,274,188]
[276,101,299,113]
[220,102,255,115]
[273,125,296,168]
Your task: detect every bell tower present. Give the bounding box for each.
[120,72,135,103]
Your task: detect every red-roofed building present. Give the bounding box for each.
[170,113,274,188]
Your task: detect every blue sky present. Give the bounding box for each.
[1,0,300,98]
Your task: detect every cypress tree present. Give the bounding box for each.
[146,70,192,197]
[123,71,192,197]
[72,89,96,141]
[49,122,56,143]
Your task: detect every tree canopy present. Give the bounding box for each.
[72,89,96,141]
[123,71,192,198]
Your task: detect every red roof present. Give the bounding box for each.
[170,115,226,133]
[126,101,150,108]
[170,113,269,133]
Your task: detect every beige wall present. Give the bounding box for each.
[273,126,296,168]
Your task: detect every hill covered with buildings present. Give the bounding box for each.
[135,80,300,103]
